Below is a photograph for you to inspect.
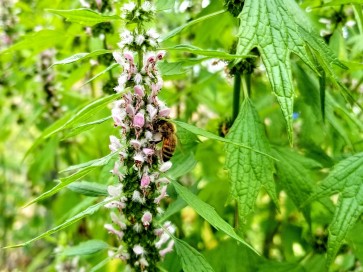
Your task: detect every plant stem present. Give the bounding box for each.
[233,73,241,121]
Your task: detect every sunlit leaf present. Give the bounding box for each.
[47,8,121,25]
[225,99,278,221]
[61,240,109,256]
[307,153,363,266]
[51,50,112,67]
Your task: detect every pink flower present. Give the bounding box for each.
[130,139,142,149]
[104,224,124,239]
[134,85,144,97]
[154,186,168,204]
[133,245,145,256]
[143,148,154,156]
[133,112,145,128]
[107,184,123,197]
[109,136,122,152]
[126,104,135,117]
[159,240,174,257]
[140,174,151,188]
[141,211,153,227]
[113,52,125,65]
[134,73,143,84]
[159,107,171,117]
[157,51,165,60]
[112,107,126,126]
[147,104,157,120]
[133,152,145,163]
[124,51,134,62]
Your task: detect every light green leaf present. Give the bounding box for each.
[162,44,255,59]
[24,152,116,207]
[61,240,109,256]
[0,30,66,55]
[173,120,277,160]
[323,0,363,6]
[158,61,187,76]
[62,116,112,139]
[5,198,111,248]
[51,50,112,67]
[307,153,363,266]
[60,152,116,173]
[171,180,259,254]
[236,0,346,143]
[81,63,119,87]
[225,99,278,221]
[67,181,108,197]
[161,10,226,41]
[173,237,215,272]
[156,0,175,10]
[26,92,121,158]
[47,9,121,26]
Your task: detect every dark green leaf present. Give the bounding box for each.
[67,181,108,197]
[173,237,215,272]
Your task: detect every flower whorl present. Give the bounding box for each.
[104,2,175,271]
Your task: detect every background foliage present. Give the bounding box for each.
[0,0,363,271]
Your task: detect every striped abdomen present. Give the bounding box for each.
[162,135,177,162]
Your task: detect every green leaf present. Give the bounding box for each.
[60,152,116,173]
[172,120,277,160]
[157,61,187,76]
[61,240,109,256]
[173,237,215,272]
[51,50,112,67]
[81,63,119,87]
[0,30,66,55]
[24,152,115,206]
[67,181,108,197]
[225,99,278,221]
[61,116,112,140]
[171,180,259,254]
[161,10,226,41]
[47,9,121,26]
[26,92,121,158]
[236,0,346,143]
[307,153,363,266]
[323,0,363,6]
[5,198,111,248]
[162,44,255,59]
[156,0,175,10]
[272,147,319,222]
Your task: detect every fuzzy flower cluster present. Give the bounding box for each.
[104,2,175,271]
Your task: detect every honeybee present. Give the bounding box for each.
[154,119,177,162]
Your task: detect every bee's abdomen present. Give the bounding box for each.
[162,137,176,162]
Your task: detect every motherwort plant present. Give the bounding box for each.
[104,1,175,271]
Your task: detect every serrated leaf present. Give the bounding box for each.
[225,99,278,221]
[162,44,255,59]
[236,0,346,143]
[51,50,112,67]
[171,180,259,254]
[67,181,108,197]
[173,120,277,160]
[61,240,109,256]
[5,198,111,248]
[173,237,215,272]
[47,9,121,26]
[307,153,363,266]
[161,10,226,41]
[272,147,316,222]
